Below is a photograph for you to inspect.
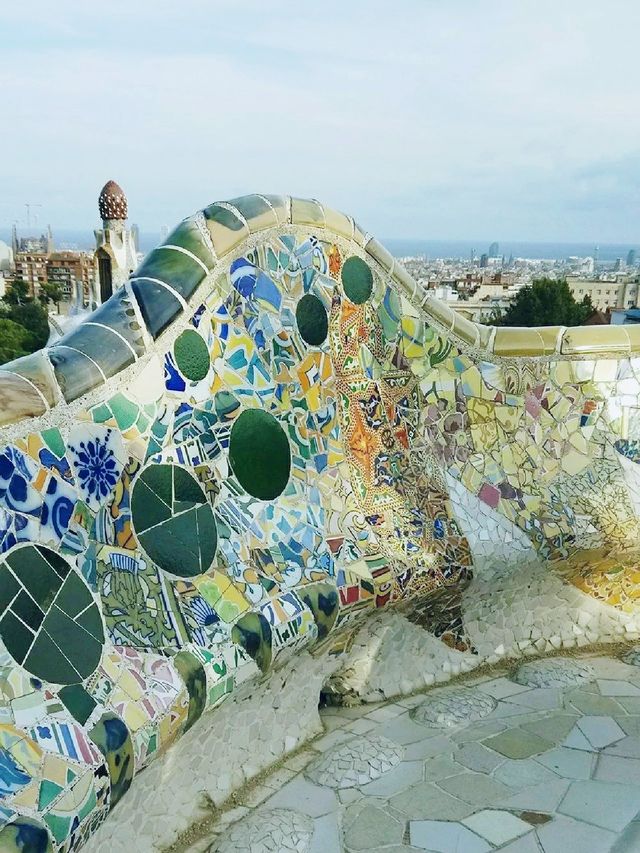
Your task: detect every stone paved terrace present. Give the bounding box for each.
[177,651,640,853]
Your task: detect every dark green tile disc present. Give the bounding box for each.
[0,544,103,685]
[295,294,328,346]
[173,329,210,381]
[341,255,373,304]
[229,409,291,501]
[131,464,217,577]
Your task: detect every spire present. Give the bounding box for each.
[98,180,128,222]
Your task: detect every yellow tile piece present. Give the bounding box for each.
[550,360,573,386]
[212,583,250,623]
[343,559,373,580]
[9,735,42,776]
[291,197,325,228]
[117,700,149,731]
[42,753,72,787]
[495,405,522,433]
[451,313,479,346]
[10,781,39,809]
[423,297,455,331]
[116,672,145,702]
[560,450,592,475]
[493,327,545,357]
[536,326,563,355]
[562,326,630,355]
[194,570,232,607]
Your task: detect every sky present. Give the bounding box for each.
[1,0,639,242]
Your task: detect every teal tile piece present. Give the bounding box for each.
[25,632,80,684]
[48,346,105,403]
[87,286,146,355]
[164,219,214,270]
[135,246,205,300]
[58,683,97,725]
[54,323,135,380]
[0,570,19,612]
[131,278,183,340]
[12,591,44,631]
[6,547,63,609]
[0,611,34,664]
[55,573,93,619]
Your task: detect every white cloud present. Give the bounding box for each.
[1,0,639,241]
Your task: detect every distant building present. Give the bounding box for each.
[567,275,639,312]
[488,242,499,258]
[10,224,56,298]
[453,297,511,323]
[628,249,637,267]
[46,252,95,306]
[13,251,49,298]
[94,180,137,305]
[11,224,53,255]
[480,253,488,268]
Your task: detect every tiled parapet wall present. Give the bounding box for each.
[0,195,640,850]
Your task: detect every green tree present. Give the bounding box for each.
[8,302,50,351]
[4,279,30,306]
[0,319,32,363]
[0,281,52,365]
[38,281,64,314]
[498,278,594,327]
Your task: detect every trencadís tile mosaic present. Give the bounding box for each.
[0,195,639,849]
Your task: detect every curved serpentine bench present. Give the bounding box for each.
[0,195,640,851]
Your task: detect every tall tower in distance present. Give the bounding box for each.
[93,180,137,306]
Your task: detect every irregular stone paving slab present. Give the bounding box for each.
[574,715,626,749]
[409,819,491,852]
[559,780,640,832]
[536,814,617,853]
[343,803,404,850]
[410,686,497,728]
[463,810,532,846]
[437,772,512,807]
[483,728,552,760]
[305,735,403,788]
[208,808,313,853]
[536,746,594,779]
[512,657,595,689]
[597,679,640,696]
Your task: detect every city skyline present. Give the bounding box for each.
[1,1,639,242]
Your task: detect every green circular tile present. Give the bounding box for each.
[229,409,291,500]
[341,256,373,304]
[0,544,104,685]
[173,329,210,381]
[131,463,217,577]
[296,294,328,346]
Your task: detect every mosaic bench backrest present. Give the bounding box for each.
[1,195,640,851]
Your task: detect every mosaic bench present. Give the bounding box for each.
[1,195,640,851]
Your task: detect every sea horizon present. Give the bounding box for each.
[0,228,637,263]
